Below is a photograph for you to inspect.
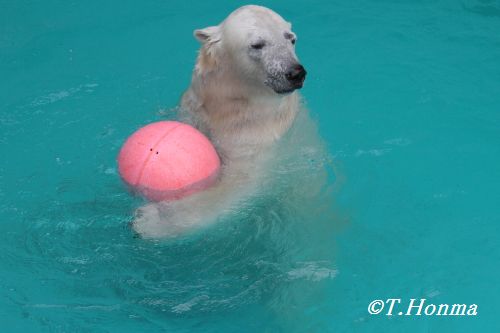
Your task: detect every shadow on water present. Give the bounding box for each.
[462,0,500,18]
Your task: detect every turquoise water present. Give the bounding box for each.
[1,0,499,332]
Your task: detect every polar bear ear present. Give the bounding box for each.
[194,26,222,75]
[194,26,220,44]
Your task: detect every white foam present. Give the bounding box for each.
[287,262,338,281]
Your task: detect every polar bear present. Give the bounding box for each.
[132,5,312,238]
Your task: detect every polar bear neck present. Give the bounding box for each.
[181,63,300,161]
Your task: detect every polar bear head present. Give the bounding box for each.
[194,5,306,95]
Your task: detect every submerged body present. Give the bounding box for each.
[132,5,318,238]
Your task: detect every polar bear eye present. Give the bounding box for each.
[250,42,266,50]
[284,32,296,45]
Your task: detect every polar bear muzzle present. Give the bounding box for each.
[264,60,307,95]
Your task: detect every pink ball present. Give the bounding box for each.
[118,121,220,201]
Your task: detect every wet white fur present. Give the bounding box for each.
[132,5,321,238]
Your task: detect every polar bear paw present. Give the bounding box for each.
[131,202,202,239]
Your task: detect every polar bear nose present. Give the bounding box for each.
[285,64,307,86]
